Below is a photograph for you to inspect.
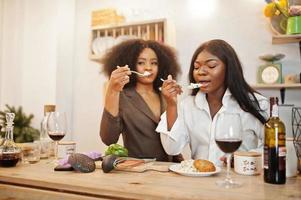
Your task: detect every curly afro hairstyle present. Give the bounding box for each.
[100,39,181,92]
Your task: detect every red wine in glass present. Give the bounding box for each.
[47,112,67,161]
[214,112,243,188]
[48,132,65,141]
[215,138,242,153]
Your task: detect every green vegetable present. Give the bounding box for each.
[105,144,128,157]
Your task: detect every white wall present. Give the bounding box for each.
[0,0,3,99]
[0,0,75,140]
[0,0,300,155]
[0,0,25,108]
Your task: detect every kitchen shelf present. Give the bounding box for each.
[89,19,166,62]
[252,83,301,104]
[272,34,301,63]
[264,33,301,104]
[272,34,301,44]
[252,83,301,89]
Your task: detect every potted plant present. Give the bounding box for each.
[0,104,39,143]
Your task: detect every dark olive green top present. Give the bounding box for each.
[100,87,172,162]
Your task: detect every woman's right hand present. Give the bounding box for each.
[161,75,182,105]
[107,65,131,92]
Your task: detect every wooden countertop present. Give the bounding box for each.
[0,160,300,200]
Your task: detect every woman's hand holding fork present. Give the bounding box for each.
[161,75,183,106]
[107,65,131,92]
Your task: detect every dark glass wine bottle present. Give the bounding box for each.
[264,97,286,184]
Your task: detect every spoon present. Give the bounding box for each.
[160,78,203,89]
[131,71,152,77]
[116,65,151,77]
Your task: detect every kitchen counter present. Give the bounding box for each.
[0,160,300,200]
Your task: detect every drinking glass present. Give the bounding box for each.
[215,112,243,188]
[47,112,67,161]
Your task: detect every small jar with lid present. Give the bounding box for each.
[0,113,21,167]
[234,151,262,175]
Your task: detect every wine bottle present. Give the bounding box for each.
[264,97,286,184]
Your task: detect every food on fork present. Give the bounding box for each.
[187,83,203,89]
[193,159,216,172]
[160,79,202,90]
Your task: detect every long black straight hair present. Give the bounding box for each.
[188,39,267,124]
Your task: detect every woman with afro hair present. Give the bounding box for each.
[100,39,183,162]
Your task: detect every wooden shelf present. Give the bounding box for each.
[91,18,166,31]
[272,34,301,44]
[252,83,301,89]
[89,54,102,61]
[252,83,301,104]
[268,33,301,104]
[89,19,166,62]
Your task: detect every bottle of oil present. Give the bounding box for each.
[40,105,56,159]
[264,97,286,184]
[0,113,21,167]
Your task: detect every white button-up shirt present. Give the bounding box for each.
[156,89,269,166]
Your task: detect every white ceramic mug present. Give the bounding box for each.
[234,151,262,175]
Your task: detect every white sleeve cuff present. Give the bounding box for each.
[156,112,184,142]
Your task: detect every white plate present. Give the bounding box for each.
[169,164,221,177]
[92,36,115,55]
[92,37,102,55]
[115,35,138,45]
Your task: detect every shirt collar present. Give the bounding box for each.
[194,89,240,112]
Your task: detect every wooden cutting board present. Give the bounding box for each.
[115,160,169,173]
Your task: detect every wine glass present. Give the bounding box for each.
[215,112,243,188]
[47,112,67,161]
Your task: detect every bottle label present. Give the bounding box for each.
[279,147,286,171]
[271,104,278,117]
[278,133,285,140]
[278,146,286,157]
[264,145,268,169]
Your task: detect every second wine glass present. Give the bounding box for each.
[47,111,67,161]
[215,112,243,188]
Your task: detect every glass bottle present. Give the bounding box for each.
[40,105,56,159]
[0,113,21,167]
[264,97,286,184]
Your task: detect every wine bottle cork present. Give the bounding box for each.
[44,105,56,116]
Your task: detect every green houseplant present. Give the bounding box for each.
[0,105,40,143]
